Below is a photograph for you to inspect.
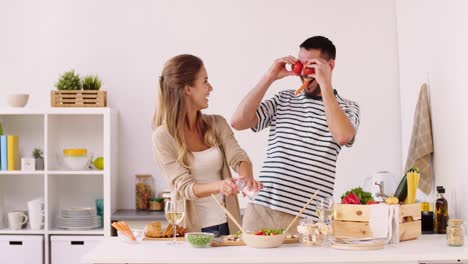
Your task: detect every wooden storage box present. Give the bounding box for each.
[51,90,107,107]
[333,203,421,241]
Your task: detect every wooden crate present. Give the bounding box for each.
[333,203,421,241]
[51,90,107,107]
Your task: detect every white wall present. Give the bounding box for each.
[396,0,468,220]
[0,0,402,209]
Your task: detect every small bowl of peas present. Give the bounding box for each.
[185,232,214,248]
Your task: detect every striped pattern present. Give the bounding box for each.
[252,89,360,219]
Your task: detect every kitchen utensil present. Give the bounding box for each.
[284,189,319,234]
[210,194,246,234]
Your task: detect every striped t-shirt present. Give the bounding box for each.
[251,89,360,219]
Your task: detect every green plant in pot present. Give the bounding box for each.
[149,197,164,211]
[56,70,82,90]
[32,148,44,170]
[82,75,102,90]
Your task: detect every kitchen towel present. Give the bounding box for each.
[404,83,434,195]
[369,203,390,240]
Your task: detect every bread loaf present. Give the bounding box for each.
[144,221,162,237]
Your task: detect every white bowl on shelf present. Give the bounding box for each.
[7,93,30,107]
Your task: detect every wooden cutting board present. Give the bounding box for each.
[144,236,185,241]
[211,236,299,247]
[331,239,385,251]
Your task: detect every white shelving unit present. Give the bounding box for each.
[0,107,118,264]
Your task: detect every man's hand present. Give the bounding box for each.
[266,56,298,81]
[304,58,334,91]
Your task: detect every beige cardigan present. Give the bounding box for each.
[152,115,250,233]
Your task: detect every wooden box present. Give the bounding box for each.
[332,203,421,241]
[51,90,107,107]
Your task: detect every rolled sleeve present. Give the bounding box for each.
[343,101,360,147]
[252,92,281,133]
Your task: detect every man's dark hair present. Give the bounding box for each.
[300,36,336,60]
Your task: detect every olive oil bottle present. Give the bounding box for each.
[434,186,448,234]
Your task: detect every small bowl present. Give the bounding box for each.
[185,232,214,248]
[241,232,285,248]
[63,149,89,170]
[7,93,29,107]
[118,229,145,244]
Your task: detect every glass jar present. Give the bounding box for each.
[447,219,464,246]
[135,175,153,210]
[296,217,329,247]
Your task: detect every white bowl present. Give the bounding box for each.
[118,229,145,244]
[7,93,29,107]
[63,156,90,170]
[241,233,285,248]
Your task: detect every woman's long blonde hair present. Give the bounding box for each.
[153,54,218,167]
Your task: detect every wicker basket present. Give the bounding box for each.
[51,90,107,107]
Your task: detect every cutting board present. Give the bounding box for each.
[144,236,185,241]
[330,239,385,251]
[211,236,299,247]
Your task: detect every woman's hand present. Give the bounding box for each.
[236,161,263,194]
[219,178,240,196]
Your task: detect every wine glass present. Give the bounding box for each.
[314,197,334,224]
[164,199,185,245]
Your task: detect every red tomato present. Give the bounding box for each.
[291,61,303,75]
[303,63,315,76]
[255,230,264,236]
[366,200,377,205]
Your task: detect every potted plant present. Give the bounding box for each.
[82,75,102,90]
[51,70,107,107]
[32,148,44,170]
[56,70,82,90]
[149,197,164,211]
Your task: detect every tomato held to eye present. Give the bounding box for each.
[303,64,315,76]
[291,61,303,75]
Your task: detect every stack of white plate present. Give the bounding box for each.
[57,207,102,230]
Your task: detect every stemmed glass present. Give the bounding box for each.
[164,199,185,245]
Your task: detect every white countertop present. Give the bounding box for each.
[82,235,468,264]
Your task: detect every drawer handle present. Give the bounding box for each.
[71,241,85,245]
[9,241,23,245]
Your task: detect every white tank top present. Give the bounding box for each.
[190,147,227,228]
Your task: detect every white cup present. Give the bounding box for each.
[28,199,45,230]
[8,212,28,230]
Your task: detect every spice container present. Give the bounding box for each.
[447,219,464,246]
[135,175,153,210]
[435,186,448,234]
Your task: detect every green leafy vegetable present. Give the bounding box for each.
[341,187,374,205]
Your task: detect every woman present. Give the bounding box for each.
[152,54,262,236]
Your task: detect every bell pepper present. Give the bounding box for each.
[342,193,361,204]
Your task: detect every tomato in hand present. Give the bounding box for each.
[303,63,316,76]
[291,61,303,75]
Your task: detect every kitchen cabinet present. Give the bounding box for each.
[0,235,43,264]
[51,235,102,264]
[0,108,118,264]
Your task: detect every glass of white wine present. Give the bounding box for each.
[165,199,185,245]
[314,197,334,224]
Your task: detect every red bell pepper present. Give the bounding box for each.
[342,193,361,204]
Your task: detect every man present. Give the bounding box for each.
[230,36,360,231]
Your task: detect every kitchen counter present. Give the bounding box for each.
[82,235,468,264]
[111,209,166,221]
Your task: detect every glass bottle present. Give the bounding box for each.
[135,174,153,210]
[446,219,464,246]
[434,186,448,234]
